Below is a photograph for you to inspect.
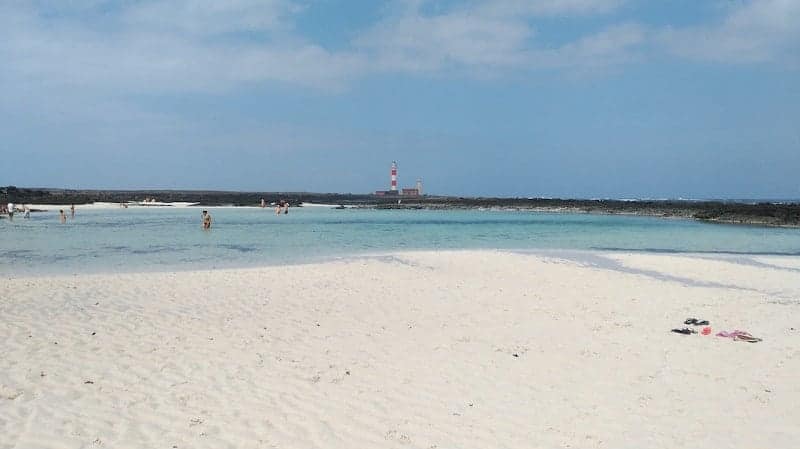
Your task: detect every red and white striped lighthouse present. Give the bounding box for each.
[390,161,398,191]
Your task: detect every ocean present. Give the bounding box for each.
[2,206,800,275]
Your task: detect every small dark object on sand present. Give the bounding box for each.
[684,318,710,326]
[345,370,350,375]
[671,328,697,335]
[84,380,94,384]
[512,353,519,357]
[91,332,96,336]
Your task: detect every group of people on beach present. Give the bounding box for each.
[200,199,289,230]
[2,202,31,220]
[56,204,76,223]
[260,198,290,215]
[5,199,292,229]
[275,200,289,215]
[2,202,78,223]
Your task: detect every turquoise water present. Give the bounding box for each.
[1,207,799,275]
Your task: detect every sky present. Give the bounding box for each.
[1,0,799,198]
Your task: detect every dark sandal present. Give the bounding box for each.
[684,318,709,326]
[733,332,762,343]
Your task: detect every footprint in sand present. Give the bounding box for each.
[385,429,411,444]
[0,385,23,400]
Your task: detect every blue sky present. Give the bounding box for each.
[1,0,799,198]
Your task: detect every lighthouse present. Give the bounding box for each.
[374,161,420,196]
[390,161,398,192]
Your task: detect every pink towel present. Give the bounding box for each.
[716,330,761,342]
[716,330,745,338]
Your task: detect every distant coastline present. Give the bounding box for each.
[2,186,799,227]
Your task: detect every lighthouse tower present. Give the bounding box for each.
[390,161,398,192]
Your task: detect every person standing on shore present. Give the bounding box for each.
[70,204,75,218]
[7,202,14,221]
[59,210,67,223]
[261,198,266,208]
[202,210,212,230]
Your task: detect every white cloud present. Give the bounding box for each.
[0,0,645,97]
[355,11,533,73]
[475,0,625,17]
[122,0,304,35]
[545,23,647,69]
[658,0,800,64]
[0,1,365,93]
[5,0,794,103]
[354,0,641,75]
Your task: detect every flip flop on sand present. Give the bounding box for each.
[733,332,762,343]
[684,318,710,325]
[671,328,697,335]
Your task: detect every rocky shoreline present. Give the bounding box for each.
[2,186,798,227]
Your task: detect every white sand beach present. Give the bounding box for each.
[23,202,201,211]
[2,251,799,448]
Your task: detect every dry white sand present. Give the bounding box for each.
[2,250,799,449]
[24,202,199,211]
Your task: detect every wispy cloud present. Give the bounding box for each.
[657,0,800,64]
[122,0,300,35]
[355,0,643,76]
[0,0,643,96]
[354,8,534,73]
[546,23,647,69]
[474,0,626,17]
[0,0,365,93]
[1,0,797,99]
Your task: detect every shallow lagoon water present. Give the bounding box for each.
[2,207,799,275]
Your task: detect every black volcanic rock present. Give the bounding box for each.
[2,186,798,227]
